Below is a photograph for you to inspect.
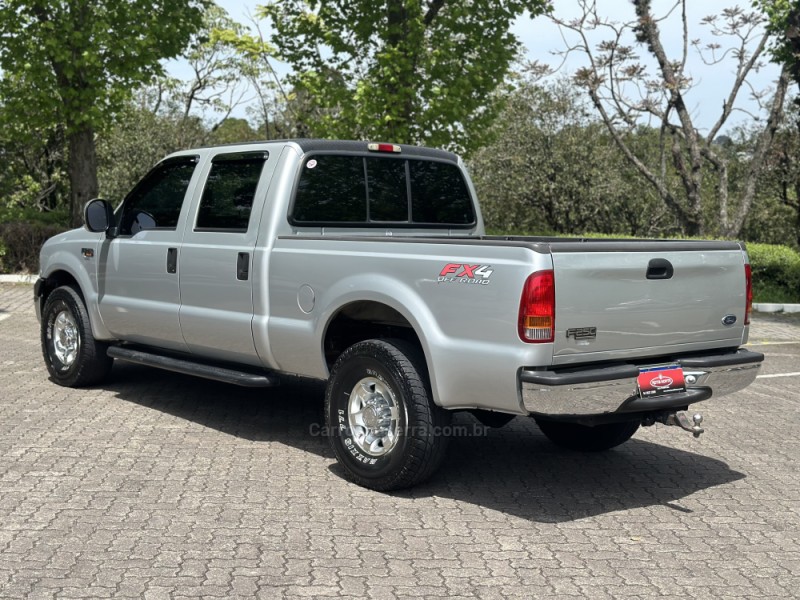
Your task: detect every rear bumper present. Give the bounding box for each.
[520,349,763,417]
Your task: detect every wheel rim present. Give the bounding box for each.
[347,376,400,457]
[53,309,80,367]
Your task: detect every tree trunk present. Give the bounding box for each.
[67,125,99,228]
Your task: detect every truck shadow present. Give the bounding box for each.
[106,362,744,524]
[404,415,745,522]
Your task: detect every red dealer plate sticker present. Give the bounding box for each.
[637,365,686,398]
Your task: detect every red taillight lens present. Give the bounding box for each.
[745,263,753,325]
[519,270,555,343]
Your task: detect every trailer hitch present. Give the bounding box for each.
[650,411,705,438]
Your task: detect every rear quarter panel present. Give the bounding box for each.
[267,238,553,413]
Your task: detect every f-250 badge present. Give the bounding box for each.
[438,263,493,285]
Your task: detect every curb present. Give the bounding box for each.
[0,274,36,284]
[753,303,800,314]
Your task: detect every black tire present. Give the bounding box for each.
[325,339,450,491]
[535,419,639,452]
[41,285,113,387]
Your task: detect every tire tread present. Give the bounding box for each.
[325,338,450,491]
[41,285,113,387]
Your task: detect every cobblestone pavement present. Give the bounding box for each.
[1,283,799,599]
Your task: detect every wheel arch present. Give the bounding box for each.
[39,260,113,340]
[319,292,445,407]
[323,300,422,367]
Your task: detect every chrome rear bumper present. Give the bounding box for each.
[520,349,763,417]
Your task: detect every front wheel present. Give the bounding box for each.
[325,339,450,491]
[41,285,113,387]
[535,419,639,452]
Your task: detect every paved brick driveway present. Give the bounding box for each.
[1,283,799,599]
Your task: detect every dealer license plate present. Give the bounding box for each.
[637,365,686,398]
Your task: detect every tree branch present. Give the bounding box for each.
[729,64,791,235]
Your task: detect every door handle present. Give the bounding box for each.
[237,252,250,281]
[646,258,673,280]
[167,248,178,274]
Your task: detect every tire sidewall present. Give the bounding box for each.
[42,289,82,382]
[326,345,414,480]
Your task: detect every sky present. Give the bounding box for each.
[187,0,784,135]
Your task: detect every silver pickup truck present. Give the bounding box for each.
[35,139,763,490]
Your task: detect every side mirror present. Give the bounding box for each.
[84,199,115,237]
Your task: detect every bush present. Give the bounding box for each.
[0,221,70,274]
[747,243,800,304]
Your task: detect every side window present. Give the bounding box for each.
[119,158,198,235]
[293,155,366,223]
[196,154,267,232]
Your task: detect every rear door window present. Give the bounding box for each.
[195,152,268,232]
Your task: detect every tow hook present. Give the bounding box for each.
[659,411,705,438]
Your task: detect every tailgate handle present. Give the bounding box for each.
[646,258,673,280]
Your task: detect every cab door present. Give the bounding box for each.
[178,151,272,365]
[97,156,201,351]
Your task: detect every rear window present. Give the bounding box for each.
[291,155,475,227]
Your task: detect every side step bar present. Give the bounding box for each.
[107,346,279,388]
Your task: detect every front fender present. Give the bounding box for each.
[39,234,114,341]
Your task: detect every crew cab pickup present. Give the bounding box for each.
[35,139,764,490]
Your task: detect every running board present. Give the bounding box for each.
[107,346,279,388]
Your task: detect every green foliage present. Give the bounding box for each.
[0,0,210,225]
[757,0,799,66]
[96,103,208,204]
[747,242,800,302]
[0,0,209,135]
[208,118,262,145]
[471,79,676,236]
[0,221,68,274]
[0,206,69,227]
[0,122,66,214]
[258,0,551,155]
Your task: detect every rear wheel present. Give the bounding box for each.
[325,339,450,491]
[535,419,639,452]
[41,285,113,387]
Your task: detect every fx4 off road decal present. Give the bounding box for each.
[438,263,493,285]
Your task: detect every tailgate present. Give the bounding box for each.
[550,243,747,366]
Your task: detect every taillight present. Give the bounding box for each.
[745,263,753,325]
[519,270,555,343]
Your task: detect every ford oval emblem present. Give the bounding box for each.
[722,314,737,326]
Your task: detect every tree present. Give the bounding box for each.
[96,102,207,205]
[253,0,551,156]
[0,0,208,226]
[759,0,800,89]
[470,77,670,236]
[548,0,789,237]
